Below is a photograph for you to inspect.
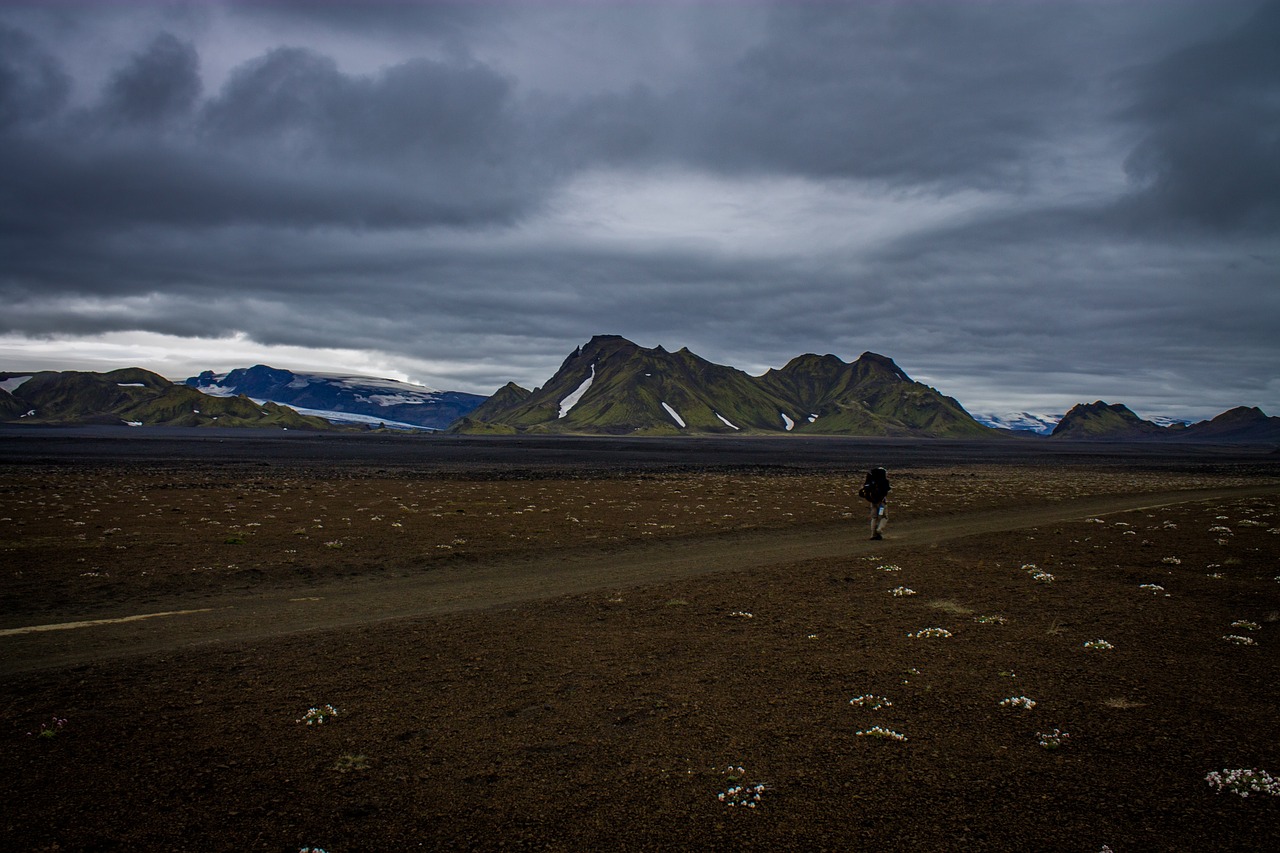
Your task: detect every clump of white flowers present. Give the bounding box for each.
[856,726,907,742]
[1024,564,1056,583]
[1205,768,1280,798]
[889,587,916,597]
[999,696,1037,710]
[907,627,952,639]
[297,704,340,726]
[717,766,767,808]
[1224,634,1257,646]
[1083,639,1114,651]
[849,695,891,710]
[1037,729,1069,750]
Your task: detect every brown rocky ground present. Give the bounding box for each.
[2,433,1279,851]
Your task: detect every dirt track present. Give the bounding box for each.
[4,483,1276,676]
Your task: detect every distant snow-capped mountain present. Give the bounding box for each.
[972,411,1191,435]
[971,412,1063,435]
[186,365,486,430]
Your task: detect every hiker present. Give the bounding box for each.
[859,467,891,540]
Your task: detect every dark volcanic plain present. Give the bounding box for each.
[2,427,1280,852]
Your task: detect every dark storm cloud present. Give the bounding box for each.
[1119,0,1280,229]
[0,27,550,253]
[0,24,69,128]
[1,1,1103,246]
[227,0,484,38]
[681,3,1074,186]
[526,3,1088,188]
[101,32,201,125]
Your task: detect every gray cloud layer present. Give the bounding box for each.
[1,1,1277,418]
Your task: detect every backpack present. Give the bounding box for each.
[860,468,889,502]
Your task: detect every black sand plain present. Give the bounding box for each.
[3,427,1279,851]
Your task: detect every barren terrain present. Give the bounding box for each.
[2,431,1279,851]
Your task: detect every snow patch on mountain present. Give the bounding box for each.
[559,365,595,418]
[194,382,238,397]
[661,402,686,428]
[781,412,795,431]
[715,412,739,430]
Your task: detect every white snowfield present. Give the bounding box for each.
[781,412,795,430]
[559,365,595,418]
[196,384,237,397]
[973,411,1063,434]
[715,412,740,430]
[196,372,442,405]
[325,374,442,396]
[661,402,686,428]
[254,400,429,430]
[1,376,32,393]
[362,393,434,407]
[190,387,430,429]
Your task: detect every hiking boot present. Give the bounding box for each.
[871,532,882,540]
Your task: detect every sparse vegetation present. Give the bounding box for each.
[1,444,1278,850]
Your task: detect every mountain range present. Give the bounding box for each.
[451,335,992,437]
[185,365,485,430]
[0,368,336,430]
[1050,401,1280,443]
[4,336,1276,442]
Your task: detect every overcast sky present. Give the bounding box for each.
[2,0,1277,420]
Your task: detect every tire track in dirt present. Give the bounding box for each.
[2,483,1276,675]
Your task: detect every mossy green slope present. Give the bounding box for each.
[759,352,992,437]
[486,336,796,435]
[0,369,336,429]
[461,382,533,424]
[456,336,995,437]
[1050,401,1167,439]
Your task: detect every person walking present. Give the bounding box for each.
[859,466,891,540]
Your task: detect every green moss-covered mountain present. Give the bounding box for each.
[1051,401,1280,442]
[450,335,994,437]
[0,368,337,430]
[1050,401,1168,439]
